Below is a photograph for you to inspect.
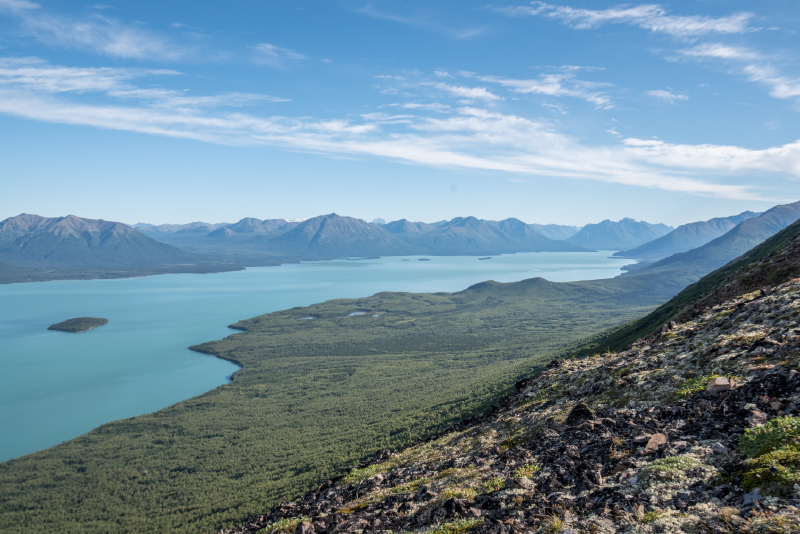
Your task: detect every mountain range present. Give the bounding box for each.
[564,217,673,250]
[0,214,238,283]
[613,211,761,261]
[4,204,800,286]
[135,214,591,260]
[0,214,195,267]
[632,200,800,281]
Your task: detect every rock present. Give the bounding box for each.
[770,401,786,410]
[677,491,695,501]
[644,433,667,454]
[516,476,534,489]
[295,521,314,534]
[673,441,688,451]
[747,409,768,426]
[742,489,762,506]
[712,442,728,455]
[468,507,482,518]
[706,377,732,395]
[564,403,594,426]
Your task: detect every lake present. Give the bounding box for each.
[0,251,631,462]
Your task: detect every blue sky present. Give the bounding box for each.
[1,0,799,226]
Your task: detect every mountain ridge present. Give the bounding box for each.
[614,211,761,261]
[566,217,673,250]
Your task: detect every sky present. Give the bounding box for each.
[1,0,799,227]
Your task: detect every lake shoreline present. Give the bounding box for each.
[0,251,632,462]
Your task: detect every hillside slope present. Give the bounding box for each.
[624,201,800,289]
[587,215,800,354]
[224,227,800,534]
[614,211,760,261]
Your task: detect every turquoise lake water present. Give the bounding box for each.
[0,252,631,462]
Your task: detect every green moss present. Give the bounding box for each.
[439,487,478,502]
[740,416,800,458]
[341,462,394,485]
[640,511,663,524]
[259,516,309,534]
[674,374,735,400]
[480,476,505,494]
[390,477,431,495]
[638,456,701,487]
[429,518,483,534]
[514,463,540,479]
[740,446,800,496]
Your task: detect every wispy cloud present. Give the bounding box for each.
[427,82,501,101]
[623,138,800,177]
[743,65,800,101]
[477,71,613,108]
[676,44,800,104]
[0,0,186,60]
[355,3,485,39]
[678,43,762,61]
[0,57,288,107]
[497,2,754,38]
[250,43,306,68]
[0,0,39,13]
[647,89,688,104]
[0,57,793,201]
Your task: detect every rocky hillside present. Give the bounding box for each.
[221,225,800,533]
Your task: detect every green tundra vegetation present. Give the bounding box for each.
[47,317,108,333]
[0,270,684,534]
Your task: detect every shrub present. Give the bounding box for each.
[439,487,478,501]
[430,518,483,534]
[638,456,700,487]
[480,476,505,494]
[514,463,540,479]
[740,446,800,496]
[739,416,800,457]
[259,516,309,533]
[545,513,563,533]
[674,374,735,399]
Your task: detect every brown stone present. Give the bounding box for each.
[747,409,768,426]
[706,377,732,395]
[644,433,668,454]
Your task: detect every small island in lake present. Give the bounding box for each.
[48,317,108,333]
[478,257,492,260]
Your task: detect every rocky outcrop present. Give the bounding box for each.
[220,270,800,534]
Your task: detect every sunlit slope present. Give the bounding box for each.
[0,271,680,534]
